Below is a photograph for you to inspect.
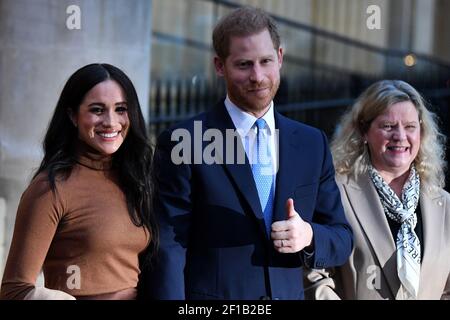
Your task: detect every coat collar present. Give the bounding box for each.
[272,112,302,224]
[418,188,445,298]
[204,103,264,234]
[342,173,445,298]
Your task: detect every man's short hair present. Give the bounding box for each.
[212,6,281,60]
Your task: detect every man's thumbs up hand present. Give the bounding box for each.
[271,198,313,253]
[286,198,297,220]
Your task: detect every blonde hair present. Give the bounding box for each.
[331,80,447,190]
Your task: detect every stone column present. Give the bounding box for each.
[0,0,152,279]
[434,0,450,63]
[412,0,436,56]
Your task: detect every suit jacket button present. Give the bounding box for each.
[260,296,271,300]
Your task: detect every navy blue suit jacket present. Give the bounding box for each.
[143,103,352,300]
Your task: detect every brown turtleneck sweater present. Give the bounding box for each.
[0,149,150,300]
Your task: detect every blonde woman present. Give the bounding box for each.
[307,80,450,299]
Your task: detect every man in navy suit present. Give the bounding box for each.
[144,6,352,300]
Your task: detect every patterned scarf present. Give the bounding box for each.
[368,165,421,299]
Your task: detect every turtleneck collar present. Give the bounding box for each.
[75,140,113,171]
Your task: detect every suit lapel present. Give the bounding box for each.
[272,112,298,223]
[418,190,444,298]
[204,104,265,230]
[344,174,400,297]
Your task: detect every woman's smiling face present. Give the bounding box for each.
[71,79,129,155]
[365,101,421,178]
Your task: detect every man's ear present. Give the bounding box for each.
[277,47,284,68]
[214,56,225,76]
[67,109,77,128]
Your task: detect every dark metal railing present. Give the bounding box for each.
[149,77,226,137]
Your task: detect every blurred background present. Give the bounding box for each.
[0,0,449,279]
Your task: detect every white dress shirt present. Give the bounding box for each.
[224,96,279,182]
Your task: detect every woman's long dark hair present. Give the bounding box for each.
[34,63,158,256]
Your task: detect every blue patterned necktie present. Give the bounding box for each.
[251,119,274,235]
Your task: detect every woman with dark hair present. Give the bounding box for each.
[0,63,157,300]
